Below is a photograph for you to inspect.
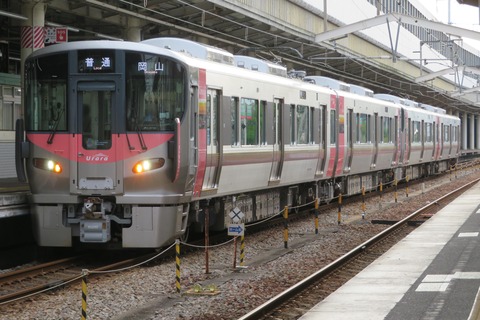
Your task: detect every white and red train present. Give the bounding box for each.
[15,38,460,248]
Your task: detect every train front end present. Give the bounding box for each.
[16,42,193,249]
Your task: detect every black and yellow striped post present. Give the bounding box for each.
[283,206,289,249]
[240,235,245,266]
[175,239,181,293]
[361,186,366,219]
[394,179,398,203]
[81,269,88,320]
[314,198,319,234]
[337,193,342,225]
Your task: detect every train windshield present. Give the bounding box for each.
[24,53,68,132]
[125,52,186,132]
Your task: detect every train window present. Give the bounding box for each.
[297,105,309,144]
[381,116,392,143]
[206,90,219,146]
[24,53,68,132]
[81,90,112,150]
[356,113,369,143]
[125,52,186,132]
[330,110,336,144]
[412,121,421,143]
[319,106,324,144]
[290,105,296,144]
[273,99,282,145]
[444,125,450,142]
[309,107,314,144]
[425,123,433,142]
[381,116,386,143]
[231,97,239,146]
[260,101,267,145]
[240,98,258,145]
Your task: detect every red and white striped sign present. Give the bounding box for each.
[21,26,45,49]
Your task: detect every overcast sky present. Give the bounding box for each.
[424,0,480,27]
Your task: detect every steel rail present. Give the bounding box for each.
[238,177,480,320]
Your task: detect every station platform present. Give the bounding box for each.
[299,181,480,320]
[0,178,29,218]
[0,178,29,193]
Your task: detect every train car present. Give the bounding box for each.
[15,38,460,249]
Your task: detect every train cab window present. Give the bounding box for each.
[24,53,68,132]
[240,98,258,145]
[125,52,186,132]
[81,90,112,150]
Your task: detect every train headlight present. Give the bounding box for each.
[132,158,165,174]
[33,158,63,173]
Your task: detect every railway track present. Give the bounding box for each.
[1,160,479,311]
[238,177,480,320]
[0,252,160,305]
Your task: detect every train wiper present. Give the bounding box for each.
[125,121,147,150]
[47,107,64,144]
[127,107,147,150]
[135,122,147,151]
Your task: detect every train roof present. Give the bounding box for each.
[234,55,287,77]
[142,37,235,66]
[27,39,456,120]
[303,76,350,92]
[349,84,374,97]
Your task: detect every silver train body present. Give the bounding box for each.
[16,38,460,248]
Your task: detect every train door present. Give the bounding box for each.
[372,113,378,168]
[73,81,122,194]
[315,106,326,177]
[398,109,405,165]
[440,123,445,156]
[344,108,353,173]
[192,71,208,197]
[448,124,452,154]
[202,89,221,191]
[406,118,412,162]
[420,120,425,160]
[326,93,345,177]
[393,115,399,165]
[269,98,283,183]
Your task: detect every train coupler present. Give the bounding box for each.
[80,197,111,243]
